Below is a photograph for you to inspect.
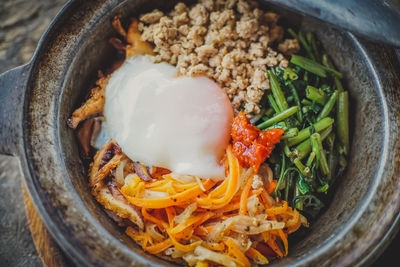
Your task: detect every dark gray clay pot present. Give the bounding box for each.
[0,0,400,266]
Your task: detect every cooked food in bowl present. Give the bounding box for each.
[68,0,349,265]
[105,55,234,179]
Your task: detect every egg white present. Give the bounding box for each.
[104,55,233,180]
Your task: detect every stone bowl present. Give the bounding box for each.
[0,0,399,266]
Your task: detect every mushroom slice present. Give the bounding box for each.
[109,37,126,53]
[76,116,104,158]
[76,118,95,158]
[68,75,109,129]
[125,18,154,58]
[92,154,123,186]
[92,181,144,230]
[134,161,153,182]
[111,15,127,38]
[89,141,122,186]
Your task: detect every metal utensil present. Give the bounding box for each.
[268,0,400,47]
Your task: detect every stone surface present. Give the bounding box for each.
[0,1,67,266]
[0,0,67,73]
[0,155,42,266]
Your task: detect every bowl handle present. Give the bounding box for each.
[0,64,31,156]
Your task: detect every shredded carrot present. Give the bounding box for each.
[225,238,251,267]
[210,146,239,205]
[154,209,167,222]
[195,261,209,267]
[255,243,276,259]
[194,226,209,237]
[215,201,240,215]
[239,174,254,215]
[144,231,154,246]
[167,229,202,252]
[193,212,215,228]
[245,247,269,265]
[78,20,309,267]
[89,131,305,266]
[145,179,169,188]
[124,179,215,209]
[171,214,205,236]
[151,166,171,179]
[144,238,173,254]
[208,176,229,198]
[120,176,148,200]
[262,231,271,243]
[265,200,288,216]
[142,208,168,230]
[277,229,288,256]
[142,232,149,249]
[125,226,145,243]
[267,237,284,258]
[204,225,214,233]
[165,206,176,228]
[171,211,214,241]
[197,146,239,209]
[250,188,263,196]
[202,241,225,251]
[173,181,199,192]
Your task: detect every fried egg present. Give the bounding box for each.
[104,55,233,179]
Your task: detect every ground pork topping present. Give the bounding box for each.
[139,0,294,115]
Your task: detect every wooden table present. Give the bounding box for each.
[0,1,398,266]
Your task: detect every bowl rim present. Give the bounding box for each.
[15,0,400,266]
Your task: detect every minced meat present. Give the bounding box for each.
[139,0,299,115]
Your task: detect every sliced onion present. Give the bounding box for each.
[207,215,246,242]
[261,189,276,207]
[124,173,139,184]
[146,223,165,241]
[183,246,237,267]
[231,220,284,235]
[246,195,264,217]
[122,174,142,196]
[115,159,128,187]
[237,167,253,192]
[258,163,273,185]
[195,176,206,192]
[225,235,252,253]
[208,215,285,242]
[142,190,169,199]
[164,247,174,256]
[165,247,186,258]
[174,202,197,224]
[168,172,197,184]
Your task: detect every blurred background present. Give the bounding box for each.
[0,0,398,266]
